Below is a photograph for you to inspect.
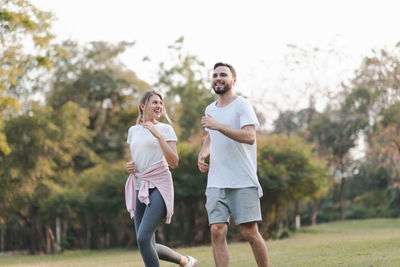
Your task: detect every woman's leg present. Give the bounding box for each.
[149,190,195,266]
[135,188,182,266]
[155,241,181,263]
[156,239,197,266]
[135,188,163,267]
[133,191,145,236]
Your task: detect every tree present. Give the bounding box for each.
[309,87,371,220]
[257,134,329,230]
[0,0,56,155]
[0,101,94,253]
[349,43,400,118]
[337,42,400,220]
[46,40,150,161]
[363,103,400,214]
[169,136,209,245]
[155,37,214,141]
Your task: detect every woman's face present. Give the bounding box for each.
[141,94,163,121]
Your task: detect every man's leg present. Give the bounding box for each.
[205,188,231,267]
[239,222,269,267]
[210,223,229,267]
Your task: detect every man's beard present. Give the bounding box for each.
[213,84,231,95]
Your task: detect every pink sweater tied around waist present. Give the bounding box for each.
[125,161,174,224]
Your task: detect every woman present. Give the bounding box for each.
[125,90,197,267]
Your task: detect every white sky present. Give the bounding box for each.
[31,0,400,126]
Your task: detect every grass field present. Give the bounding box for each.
[1,218,400,266]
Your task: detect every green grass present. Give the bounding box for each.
[1,218,400,266]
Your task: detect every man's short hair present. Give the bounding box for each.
[213,62,237,79]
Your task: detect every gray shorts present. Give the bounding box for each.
[205,187,262,226]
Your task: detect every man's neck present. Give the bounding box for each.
[216,92,237,108]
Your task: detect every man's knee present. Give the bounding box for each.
[210,223,227,241]
[239,222,260,242]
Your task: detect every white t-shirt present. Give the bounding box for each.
[127,122,177,188]
[205,96,263,197]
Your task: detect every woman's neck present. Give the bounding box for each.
[142,118,158,124]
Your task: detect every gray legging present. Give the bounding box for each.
[134,188,182,267]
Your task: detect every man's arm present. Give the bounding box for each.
[197,134,210,173]
[201,115,256,145]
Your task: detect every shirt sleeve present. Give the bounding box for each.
[238,99,260,129]
[127,126,133,144]
[162,124,178,142]
[204,104,212,132]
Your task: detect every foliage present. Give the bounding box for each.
[0,101,96,252]
[349,43,400,116]
[169,135,209,245]
[310,87,370,165]
[155,37,214,141]
[0,0,57,154]
[346,104,400,219]
[339,44,400,221]
[257,134,329,229]
[3,0,400,253]
[258,134,328,201]
[46,40,150,161]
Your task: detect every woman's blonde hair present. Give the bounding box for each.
[136,90,171,124]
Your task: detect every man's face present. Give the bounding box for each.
[212,66,236,95]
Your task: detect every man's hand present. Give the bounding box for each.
[126,161,136,173]
[201,114,220,130]
[198,155,209,173]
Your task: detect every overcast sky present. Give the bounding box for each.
[31,0,400,125]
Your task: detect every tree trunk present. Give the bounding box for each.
[194,202,207,243]
[0,220,5,251]
[28,220,35,254]
[307,201,320,226]
[294,201,301,229]
[85,215,92,250]
[339,178,346,220]
[99,218,105,249]
[187,200,196,245]
[36,225,48,254]
[46,227,50,253]
[46,226,56,253]
[105,232,111,248]
[56,217,62,253]
[62,219,68,252]
[15,212,35,254]
[274,202,281,226]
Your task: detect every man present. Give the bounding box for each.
[198,62,269,267]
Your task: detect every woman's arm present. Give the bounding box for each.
[143,122,179,169]
[160,140,179,169]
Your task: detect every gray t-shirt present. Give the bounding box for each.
[205,96,263,197]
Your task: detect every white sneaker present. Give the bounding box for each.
[183,255,197,267]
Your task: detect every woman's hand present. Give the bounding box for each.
[143,122,161,139]
[126,161,136,173]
